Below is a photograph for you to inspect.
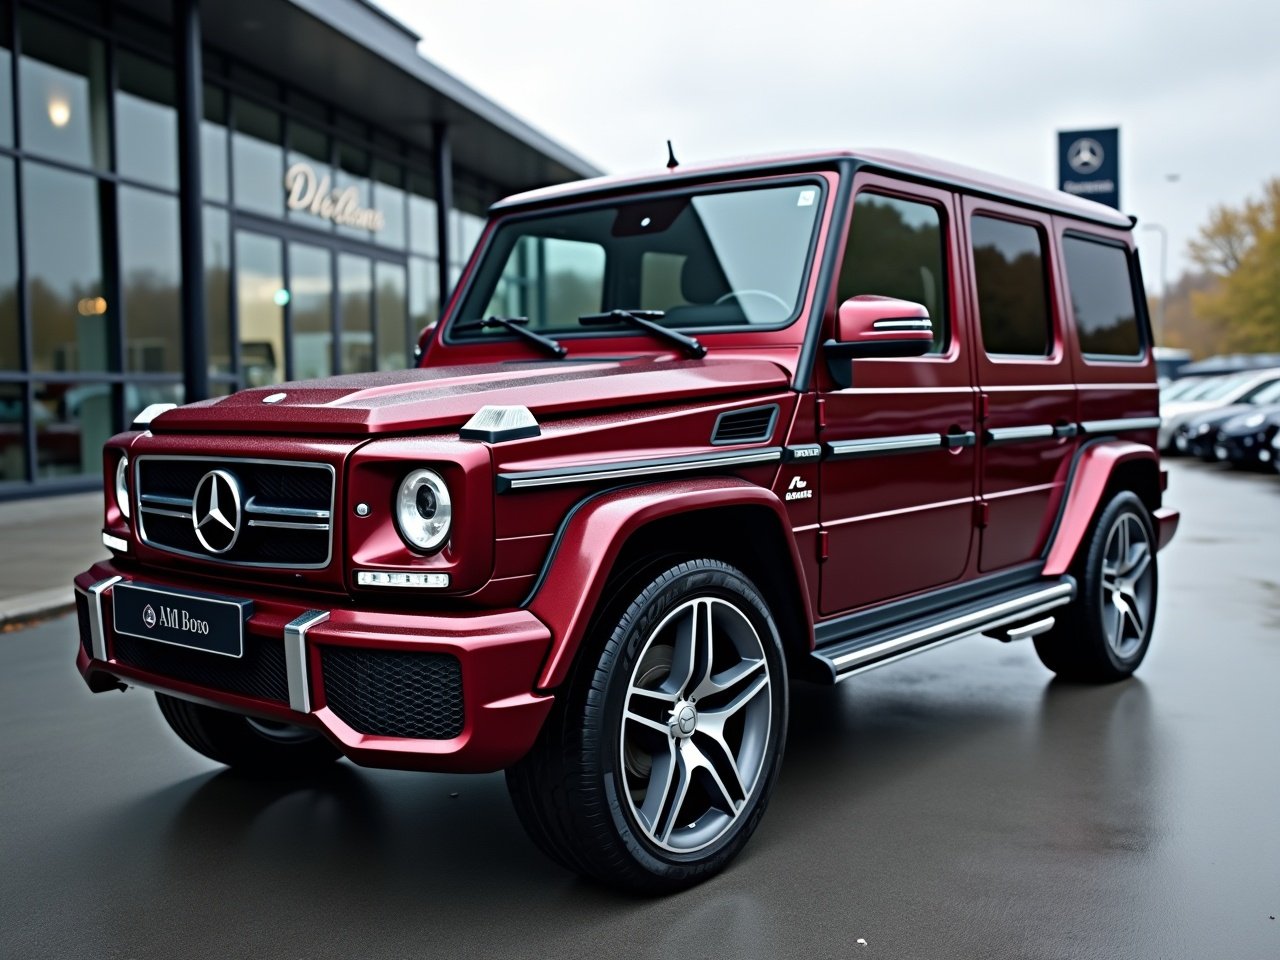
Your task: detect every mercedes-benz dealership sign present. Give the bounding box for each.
[1058,128,1120,209]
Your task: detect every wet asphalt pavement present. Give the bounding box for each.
[2,459,1278,960]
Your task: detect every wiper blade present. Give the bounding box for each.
[578,309,706,359]
[455,315,567,359]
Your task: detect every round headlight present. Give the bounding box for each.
[395,468,451,552]
[115,455,131,520]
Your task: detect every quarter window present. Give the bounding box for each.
[837,193,948,353]
[1063,235,1143,358]
[971,216,1053,357]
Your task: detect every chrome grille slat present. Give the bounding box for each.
[135,455,335,569]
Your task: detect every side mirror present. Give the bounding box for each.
[824,295,934,387]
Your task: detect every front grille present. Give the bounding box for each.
[136,457,333,568]
[321,648,464,739]
[111,629,290,704]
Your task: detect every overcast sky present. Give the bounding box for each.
[377,0,1279,285]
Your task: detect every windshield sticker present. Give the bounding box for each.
[797,189,816,208]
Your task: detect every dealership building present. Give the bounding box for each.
[0,0,599,497]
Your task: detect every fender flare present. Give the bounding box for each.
[1042,440,1161,576]
[526,476,812,690]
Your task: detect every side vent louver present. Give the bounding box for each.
[711,405,779,445]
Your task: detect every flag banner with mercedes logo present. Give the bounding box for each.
[1057,128,1120,209]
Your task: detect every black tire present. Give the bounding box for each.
[155,693,341,777]
[1033,491,1158,683]
[506,559,789,894]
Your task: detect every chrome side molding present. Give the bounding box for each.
[1080,416,1162,434]
[825,433,941,460]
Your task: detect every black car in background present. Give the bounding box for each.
[1173,380,1280,459]
[1212,406,1280,471]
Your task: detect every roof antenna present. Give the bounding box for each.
[666,139,679,171]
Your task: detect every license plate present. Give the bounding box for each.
[112,582,253,658]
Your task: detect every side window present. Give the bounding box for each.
[971,215,1053,357]
[1062,235,1143,358]
[837,193,948,353]
[484,235,604,330]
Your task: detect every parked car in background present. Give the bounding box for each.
[1173,379,1280,459]
[1211,405,1280,469]
[1159,368,1280,452]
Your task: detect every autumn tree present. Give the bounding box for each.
[1187,178,1280,353]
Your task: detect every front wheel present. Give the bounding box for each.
[1034,491,1158,682]
[506,559,788,893]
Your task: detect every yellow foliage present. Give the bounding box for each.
[1188,178,1280,353]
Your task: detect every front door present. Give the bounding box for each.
[818,176,977,616]
[960,198,1079,572]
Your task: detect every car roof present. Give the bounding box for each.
[492,148,1133,230]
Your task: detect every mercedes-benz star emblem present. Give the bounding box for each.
[142,604,157,629]
[192,469,243,554]
[1067,137,1104,175]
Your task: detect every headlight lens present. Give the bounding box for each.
[395,468,451,551]
[115,454,131,520]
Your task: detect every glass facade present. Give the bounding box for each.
[0,0,517,496]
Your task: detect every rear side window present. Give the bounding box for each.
[837,193,948,353]
[1063,235,1143,358]
[971,215,1052,357]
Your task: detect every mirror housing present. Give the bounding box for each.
[824,296,934,387]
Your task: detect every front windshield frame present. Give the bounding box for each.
[441,175,829,348]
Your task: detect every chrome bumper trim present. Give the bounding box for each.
[85,576,124,661]
[284,609,329,714]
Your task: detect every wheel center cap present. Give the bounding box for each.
[670,701,698,739]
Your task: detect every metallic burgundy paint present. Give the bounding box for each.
[73,153,1177,776]
[1041,441,1166,576]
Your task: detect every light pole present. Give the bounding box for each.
[1141,223,1168,345]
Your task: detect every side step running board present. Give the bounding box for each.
[810,579,1075,683]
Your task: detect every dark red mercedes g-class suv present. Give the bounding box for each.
[75,149,1179,892]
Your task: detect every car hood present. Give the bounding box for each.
[1180,402,1254,431]
[148,357,791,436]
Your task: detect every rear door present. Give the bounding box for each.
[817,174,977,615]
[961,198,1078,572]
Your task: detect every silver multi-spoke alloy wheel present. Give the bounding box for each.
[1099,510,1155,660]
[505,559,786,891]
[619,596,773,853]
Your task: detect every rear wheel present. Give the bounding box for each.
[155,693,341,777]
[1034,491,1158,683]
[506,559,788,893]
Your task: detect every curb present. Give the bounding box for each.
[0,587,76,631]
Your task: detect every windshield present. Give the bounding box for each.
[448,181,824,342]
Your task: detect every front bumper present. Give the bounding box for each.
[73,561,554,773]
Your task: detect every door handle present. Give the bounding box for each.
[1053,422,1079,439]
[944,428,977,449]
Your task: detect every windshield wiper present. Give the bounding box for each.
[578,309,706,359]
[455,315,567,359]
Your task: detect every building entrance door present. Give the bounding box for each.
[233,223,410,388]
